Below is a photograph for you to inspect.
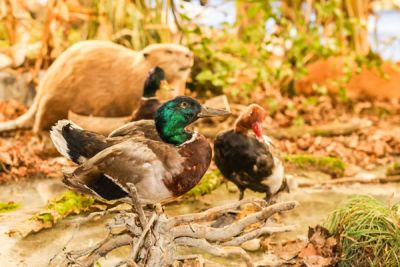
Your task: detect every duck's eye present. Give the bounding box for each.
[180,102,188,108]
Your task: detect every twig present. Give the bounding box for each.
[222,225,295,246]
[72,234,133,267]
[165,198,265,230]
[299,175,400,187]
[175,237,253,267]
[127,183,147,226]
[269,118,372,139]
[131,212,157,260]
[170,201,298,241]
[48,221,81,266]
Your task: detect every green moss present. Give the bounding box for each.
[386,161,400,176]
[48,191,95,216]
[325,195,400,267]
[283,154,345,177]
[185,169,223,197]
[0,202,20,213]
[32,191,95,222]
[33,213,54,223]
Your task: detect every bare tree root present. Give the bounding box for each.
[54,184,298,267]
[175,237,254,267]
[68,234,133,267]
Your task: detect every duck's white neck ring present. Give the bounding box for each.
[142,96,158,100]
[179,132,198,147]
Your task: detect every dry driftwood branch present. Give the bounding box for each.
[67,233,132,267]
[128,183,147,226]
[222,225,295,246]
[131,211,156,259]
[175,237,254,267]
[269,118,372,139]
[59,183,297,267]
[299,175,400,187]
[164,198,265,230]
[170,201,298,241]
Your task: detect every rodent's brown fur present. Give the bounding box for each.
[0,40,193,133]
[295,56,400,99]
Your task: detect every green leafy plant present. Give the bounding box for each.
[180,0,381,100]
[33,191,95,223]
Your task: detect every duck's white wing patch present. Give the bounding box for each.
[262,134,274,148]
[261,156,284,195]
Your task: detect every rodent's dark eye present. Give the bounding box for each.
[180,102,188,108]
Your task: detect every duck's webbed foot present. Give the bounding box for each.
[264,193,276,205]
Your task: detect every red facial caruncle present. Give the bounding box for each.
[234,104,266,139]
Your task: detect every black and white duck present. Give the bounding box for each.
[130,66,170,121]
[50,96,230,203]
[213,104,287,201]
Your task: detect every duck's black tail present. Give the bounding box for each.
[50,120,109,164]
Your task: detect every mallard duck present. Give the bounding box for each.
[50,96,230,203]
[214,104,287,201]
[130,66,170,122]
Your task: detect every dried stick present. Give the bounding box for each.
[146,214,169,267]
[170,201,298,241]
[109,213,142,236]
[165,198,265,230]
[131,212,157,259]
[175,237,253,267]
[299,175,400,187]
[222,225,295,246]
[73,234,132,267]
[127,183,147,226]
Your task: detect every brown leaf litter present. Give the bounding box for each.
[262,225,340,267]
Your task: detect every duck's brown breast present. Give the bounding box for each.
[162,135,212,197]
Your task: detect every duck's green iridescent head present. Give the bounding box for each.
[143,67,168,98]
[155,96,230,145]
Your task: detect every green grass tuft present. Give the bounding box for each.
[0,201,20,213]
[325,195,400,267]
[185,169,223,197]
[283,154,345,177]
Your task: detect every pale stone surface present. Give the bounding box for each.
[241,238,261,251]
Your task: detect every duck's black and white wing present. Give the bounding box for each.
[64,138,184,203]
[50,120,111,164]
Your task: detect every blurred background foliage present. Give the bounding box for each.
[0,0,398,100]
